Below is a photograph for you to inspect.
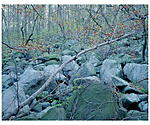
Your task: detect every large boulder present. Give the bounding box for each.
[33,64,46,71]
[123,63,148,90]
[44,64,65,81]
[65,76,120,120]
[2,72,17,89]
[70,61,97,82]
[100,59,123,84]
[88,53,100,66]
[18,66,44,93]
[2,85,29,119]
[43,65,66,92]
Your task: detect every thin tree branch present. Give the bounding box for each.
[2,42,27,52]
[31,5,44,19]
[87,9,102,28]
[25,15,38,45]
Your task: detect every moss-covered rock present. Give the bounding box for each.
[40,107,66,120]
[65,77,120,120]
[36,53,60,64]
[62,49,76,56]
[125,110,148,120]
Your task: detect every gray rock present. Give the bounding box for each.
[64,40,81,52]
[123,63,148,90]
[29,61,37,66]
[76,56,87,66]
[95,45,110,61]
[71,61,96,82]
[44,64,66,81]
[17,60,28,70]
[2,85,29,118]
[138,94,148,102]
[73,76,101,87]
[29,99,37,108]
[44,64,66,92]
[65,76,121,120]
[125,110,148,120]
[109,54,133,64]
[18,66,44,93]
[64,40,79,47]
[100,59,123,84]
[41,102,51,109]
[143,104,148,112]
[121,93,140,110]
[56,83,72,100]
[2,74,15,89]
[117,107,128,120]
[122,86,143,94]
[112,75,129,88]
[62,55,79,76]
[88,53,100,66]
[33,64,46,71]
[3,66,24,75]
[138,101,148,112]
[32,103,43,112]
[62,49,76,56]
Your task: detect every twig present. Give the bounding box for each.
[31,5,44,19]
[2,42,27,52]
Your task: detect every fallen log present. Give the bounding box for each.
[2,31,139,120]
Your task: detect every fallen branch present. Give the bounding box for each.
[2,30,140,120]
[2,42,27,52]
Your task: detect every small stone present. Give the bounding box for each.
[138,101,148,112]
[138,94,148,102]
[41,102,51,109]
[121,93,140,110]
